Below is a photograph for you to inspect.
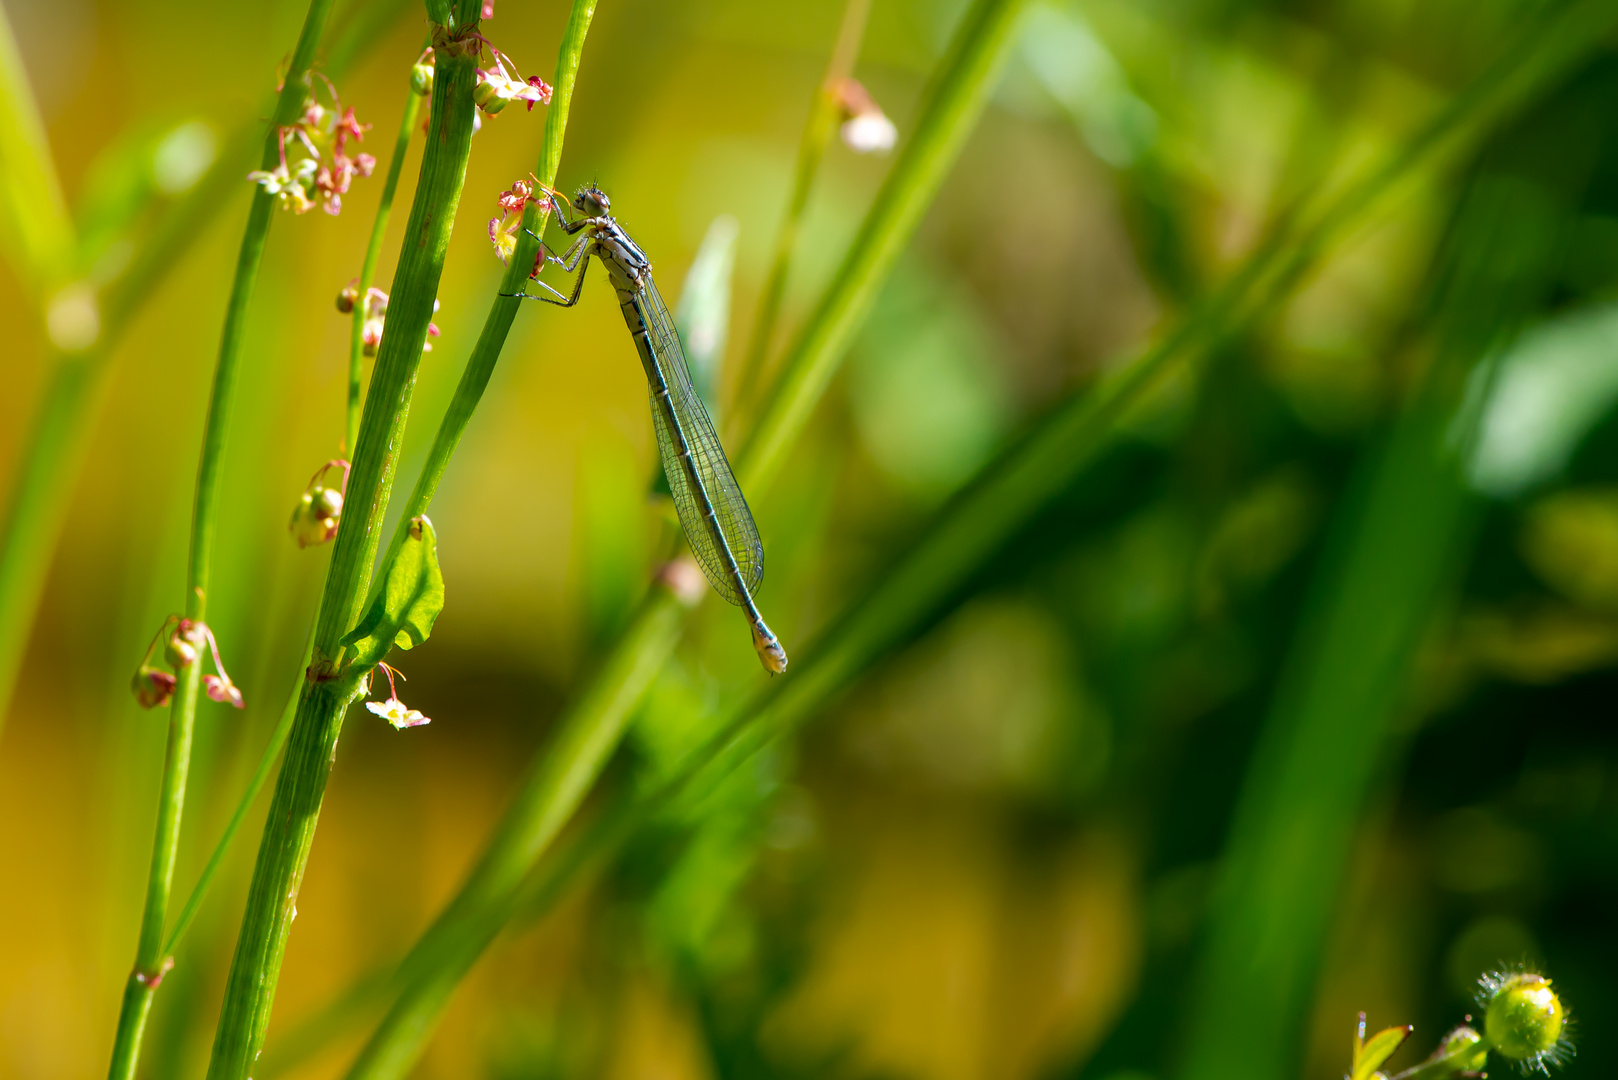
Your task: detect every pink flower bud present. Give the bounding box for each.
[131,668,177,710]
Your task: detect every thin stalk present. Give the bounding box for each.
[0,0,416,732]
[310,0,1031,1073]
[202,26,481,1079]
[347,85,423,453]
[161,624,314,957]
[104,2,338,1077]
[729,0,872,420]
[341,585,686,1080]
[368,0,596,591]
[1390,1035,1495,1080]
[738,0,1032,493]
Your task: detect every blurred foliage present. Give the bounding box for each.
[3,0,1618,1078]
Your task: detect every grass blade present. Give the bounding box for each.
[0,1,73,298]
[1176,113,1592,1080]
[737,0,1033,493]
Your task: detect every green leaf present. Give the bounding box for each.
[1353,1026,1414,1080]
[340,515,445,674]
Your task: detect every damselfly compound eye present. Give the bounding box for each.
[573,185,609,216]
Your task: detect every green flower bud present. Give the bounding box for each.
[1483,971,1568,1067]
[337,284,358,314]
[411,62,434,97]
[1435,1025,1489,1073]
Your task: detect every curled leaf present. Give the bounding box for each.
[340,516,445,676]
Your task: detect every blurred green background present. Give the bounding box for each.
[2,0,1616,1077]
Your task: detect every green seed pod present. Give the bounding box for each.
[1483,972,1566,1063]
[164,633,197,669]
[313,486,343,520]
[1435,1025,1489,1073]
[337,284,358,314]
[473,78,508,114]
[411,62,434,97]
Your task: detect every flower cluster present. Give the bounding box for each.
[247,74,376,215]
[409,38,551,120]
[288,459,350,548]
[487,178,548,276]
[337,283,441,356]
[831,76,897,154]
[364,662,431,730]
[130,616,244,710]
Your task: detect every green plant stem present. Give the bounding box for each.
[0,0,415,734]
[103,3,338,1078]
[342,585,685,1080]
[729,0,872,420]
[348,89,423,454]
[161,625,314,957]
[367,0,595,593]
[1391,1035,1495,1080]
[202,33,480,1080]
[737,0,1031,493]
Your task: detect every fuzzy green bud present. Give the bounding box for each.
[1484,973,1565,1062]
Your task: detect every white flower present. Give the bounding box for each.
[366,697,431,729]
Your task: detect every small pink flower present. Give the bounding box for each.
[203,674,245,709]
[524,75,553,110]
[365,663,431,729]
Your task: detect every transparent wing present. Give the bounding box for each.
[637,276,764,603]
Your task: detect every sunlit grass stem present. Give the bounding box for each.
[729,0,872,421]
[0,0,414,734]
[202,20,481,1077]
[103,2,338,1077]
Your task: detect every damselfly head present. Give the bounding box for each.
[573,183,610,217]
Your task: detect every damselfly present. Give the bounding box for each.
[505,184,788,674]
